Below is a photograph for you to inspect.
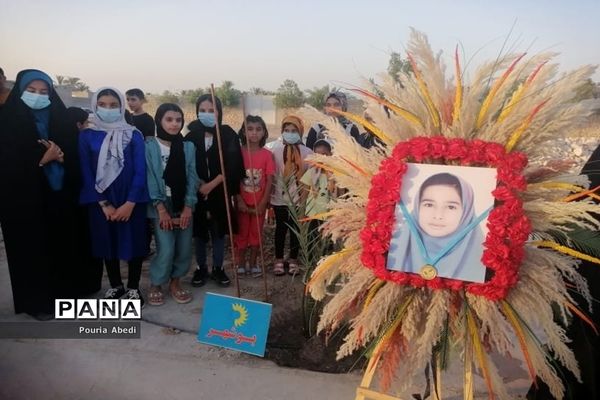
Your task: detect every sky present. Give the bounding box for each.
[2,0,599,94]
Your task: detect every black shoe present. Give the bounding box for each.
[104,285,126,300]
[211,267,230,287]
[192,267,208,287]
[125,288,145,308]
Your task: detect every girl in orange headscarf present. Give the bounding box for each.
[267,115,312,276]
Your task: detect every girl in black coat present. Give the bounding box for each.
[184,94,244,287]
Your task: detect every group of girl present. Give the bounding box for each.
[0,68,359,319]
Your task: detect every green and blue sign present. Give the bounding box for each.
[198,292,272,357]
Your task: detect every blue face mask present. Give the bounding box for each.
[198,112,216,127]
[282,132,301,144]
[96,107,121,123]
[21,91,51,110]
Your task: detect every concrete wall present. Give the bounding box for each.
[55,87,92,110]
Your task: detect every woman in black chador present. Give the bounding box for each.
[0,69,100,320]
[527,147,600,400]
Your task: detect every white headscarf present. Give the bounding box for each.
[387,173,487,283]
[92,87,136,193]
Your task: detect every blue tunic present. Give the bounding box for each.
[79,128,149,260]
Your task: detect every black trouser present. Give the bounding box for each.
[104,257,143,289]
[273,205,299,259]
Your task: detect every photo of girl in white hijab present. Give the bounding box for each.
[386,164,496,283]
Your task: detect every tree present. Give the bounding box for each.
[305,85,330,109]
[155,90,181,104]
[180,88,205,105]
[573,78,598,102]
[214,80,242,107]
[55,76,89,92]
[387,52,412,87]
[274,79,305,108]
[249,87,275,96]
[368,78,386,98]
[73,81,89,92]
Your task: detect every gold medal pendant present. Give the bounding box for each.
[420,264,437,280]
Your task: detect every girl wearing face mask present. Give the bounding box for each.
[387,172,487,283]
[305,91,364,150]
[0,69,98,320]
[79,87,149,306]
[145,103,199,305]
[268,115,313,276]
[184,94,244,288]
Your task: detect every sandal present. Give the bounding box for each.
[170,287,192,304]
[273,260,285,276]
[148,287,164,306]
[288,260,301,276]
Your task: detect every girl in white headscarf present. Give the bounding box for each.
[387,172,489,283]
[79,87,149,305]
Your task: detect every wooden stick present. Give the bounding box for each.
[240,94,270,302]
[355,354,404,400]
[210,84,240,298]
[355,388,403,400]
[433,353,442,400]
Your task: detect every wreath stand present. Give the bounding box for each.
[355,355,449,400]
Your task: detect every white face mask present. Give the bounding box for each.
[282,132,301,144]
[21,91,51,109]
[96,107,121,123]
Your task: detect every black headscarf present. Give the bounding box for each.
[154,103,186,213]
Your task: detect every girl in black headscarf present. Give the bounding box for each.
[184,94,244,287]
[305,91,364,149]
[0,69,98,320]
[145,103,199,306]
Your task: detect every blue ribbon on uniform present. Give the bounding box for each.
[398,201,492,267]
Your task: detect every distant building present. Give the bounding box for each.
[55,86,92,110]
[244,94,276,125]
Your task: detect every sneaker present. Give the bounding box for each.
[104,285,126,300]
[211,267,231,287]
[237,266,247,275]
[250,266,262,277]
[125,288,145,308]
[192,267,208,287]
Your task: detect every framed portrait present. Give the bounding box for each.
[386,163,497,283]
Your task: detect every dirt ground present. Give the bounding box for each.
[227,224,366,374]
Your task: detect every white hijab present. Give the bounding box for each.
[387,173,487,283]
[92,87,136,193]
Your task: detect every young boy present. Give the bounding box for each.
[300,139,336,242]
[126,88,155,137]
[66,106,91,132]
[126,89,156,258]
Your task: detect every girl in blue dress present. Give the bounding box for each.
[79,87,149,305]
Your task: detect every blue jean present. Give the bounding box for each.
[150,218,194,286]
[195,232,225,270]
